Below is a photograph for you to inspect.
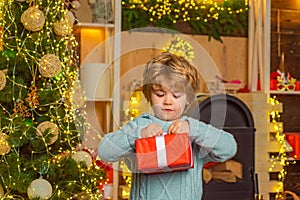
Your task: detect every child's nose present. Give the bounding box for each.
[163,94,173,104]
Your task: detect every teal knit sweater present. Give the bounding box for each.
[98,113,237,200]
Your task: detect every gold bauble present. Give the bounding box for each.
[0,184,4,197]
[0,27,3,52]
[65,80,86,109]
[71,151,93,168]
[36,121,59,145]
[53,12,74,36]
[0,70,6,90]
[27,178,52,200]
[0,131,10,155]
[38,54,62,78]
[21,7,45,32]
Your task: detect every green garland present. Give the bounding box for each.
[122,0,249,42]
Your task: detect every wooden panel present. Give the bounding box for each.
[271,9,300,33]
[271,1,300,79]
[79,28,107,63]
[272,0,300,11]
[259,181,282,194]
[85,101,111,134]
[255,162,282,173]
[276,95,300,132]
[284,160,300,197]
[120,49,159,77]
[192,35,248,85]
[120,34,248,93]
[271,34,300,79]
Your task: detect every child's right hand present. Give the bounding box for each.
[140,124,163,138]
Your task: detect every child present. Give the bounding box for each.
[98,52,237,200]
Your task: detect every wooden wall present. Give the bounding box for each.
[120,32,248,93]
[271,0,300,79]
[271,0,300,132]
[270,3,300,199]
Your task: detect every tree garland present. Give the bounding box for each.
[122,0,249,42]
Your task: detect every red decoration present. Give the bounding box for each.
[135,133,193,174]
[238,84,250,93]
[270,71,280,90]
[96,160,113,191]
[203,162,218,168]
[270,71,280,80]
[270,79,278,90]
[296,81,300,91]
[286,132,300,159]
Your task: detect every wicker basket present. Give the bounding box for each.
[282,191,300,200]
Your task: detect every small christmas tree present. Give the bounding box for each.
[0,0,105,199]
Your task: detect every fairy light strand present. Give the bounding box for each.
[268,96,295,198]
[122,0,249,24]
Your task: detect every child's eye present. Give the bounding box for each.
[155,92,164,97]
[173,93,183,98]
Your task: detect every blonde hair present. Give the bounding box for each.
[142,52,201,103]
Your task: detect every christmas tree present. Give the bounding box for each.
[0,0,105,199]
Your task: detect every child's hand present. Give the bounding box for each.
[141,124,163,138]
[167,120,190,134]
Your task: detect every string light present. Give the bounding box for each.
[122,0,248,24]
[268,96,295,198]
[163,36,195,61]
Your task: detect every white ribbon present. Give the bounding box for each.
[155,135,168,168]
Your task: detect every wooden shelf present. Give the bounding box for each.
[269,90,300,95]
[86,98,113,102]
[74,22,115,29]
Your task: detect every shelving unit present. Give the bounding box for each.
[248,1,300,199]
[73,25,114,132]
[269,2,300,183]
[73,1,122,199]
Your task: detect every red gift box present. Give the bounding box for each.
[135,133,194,174]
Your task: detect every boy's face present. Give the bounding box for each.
[150,84,188,121]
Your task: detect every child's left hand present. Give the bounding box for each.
[167,120,190,134]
